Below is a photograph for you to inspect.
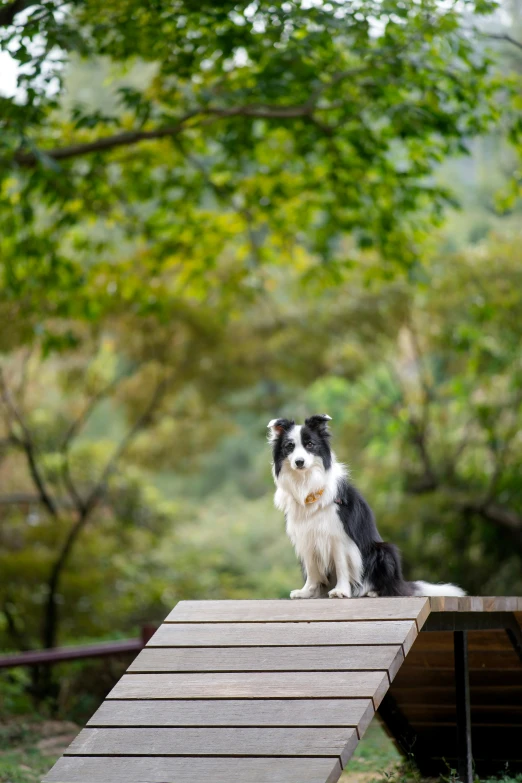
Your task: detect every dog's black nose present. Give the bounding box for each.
[295,458,305,468]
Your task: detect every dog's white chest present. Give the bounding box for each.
[286,502,346,576]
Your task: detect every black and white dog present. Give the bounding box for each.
[268,414,465,599]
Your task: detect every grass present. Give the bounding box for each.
[345,720,402,777]
[0,718,77,783]
[0,748,54,783]
[342,720,522,783]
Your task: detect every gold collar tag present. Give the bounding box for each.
[305,488,325,505]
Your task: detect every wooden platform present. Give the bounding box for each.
[43,597,522,783]
[382,596,522,778]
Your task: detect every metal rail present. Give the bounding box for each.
[0,625,156,669]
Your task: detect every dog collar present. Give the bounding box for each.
[305,489,325,505]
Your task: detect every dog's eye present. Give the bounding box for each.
[285,443,295,453]
[305,441,314,449]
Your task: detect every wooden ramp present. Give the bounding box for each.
[43,597,522,783]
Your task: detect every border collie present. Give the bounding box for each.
[268,414,465,599]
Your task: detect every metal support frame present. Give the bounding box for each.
[506,623,522,664]
[454,630,473,783]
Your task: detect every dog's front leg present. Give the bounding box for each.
[328,547,352,599]
[290,556,323,599]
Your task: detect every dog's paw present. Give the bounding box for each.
[290,589,310,599]
[366,590,379,598]
[290,587,319,599]
[328,587,352,599]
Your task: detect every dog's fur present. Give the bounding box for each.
[268,414,465,599]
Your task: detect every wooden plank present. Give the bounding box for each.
[149,621,415,647]
[167,598,429,624]
[401,624,417,656]
[88,698,374,729]
[372,675,390,710]
[413,630,513,651]
[482,597,522,612]
[109,670,389,699]
[66,727,358,763]
[415,601,430,632]
[355,700,376,738]
[340,726,359,765]
[388,646,404,681]
[429,597,522,613]
[391,686,522,706]
[43,756,343,783]
[424,610,517,632]
[393,668,522,688]
[401,704,522,726]
[129,645,404,673]
[404,649,521,670]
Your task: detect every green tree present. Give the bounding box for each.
[0,0,517,342]
[0,308,237,654]
[1,0,522,691]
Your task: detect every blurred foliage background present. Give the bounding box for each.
[1,0,522,727]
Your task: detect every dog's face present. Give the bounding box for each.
[268,414,332,477]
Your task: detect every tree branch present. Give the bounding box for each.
[60,455,86,516]
[480,386,522,506]
[41,372,172,647]
[0,368,59,520]
[484,33,522,51]
[0,436,17,465]
[14,103,319,167]
[11,44,433,169]
[386,356,437,493]
[478,503,522,531]
[444,419,474,480]
[81,373,172,517]
[2,599,31,651]
[16,346,33,409]
[59,376,122,513]
[461,502,522,551]
[406,418,438,492]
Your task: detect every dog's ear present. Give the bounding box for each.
[267,418,294,443]
[304,414,332,435]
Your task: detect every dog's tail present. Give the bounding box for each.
[412,580,466,597]
[366,541,466,597]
